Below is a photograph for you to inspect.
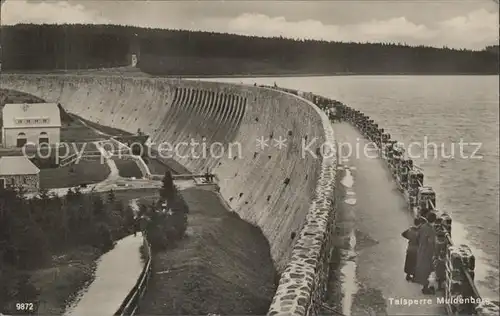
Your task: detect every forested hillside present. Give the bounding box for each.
[1,24,130,70]
[1,24,498,75]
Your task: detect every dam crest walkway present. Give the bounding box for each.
[331,122,444,315]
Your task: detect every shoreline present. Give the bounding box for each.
[175,73,500,78]
[2,70,498,77]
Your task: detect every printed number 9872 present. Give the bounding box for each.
[16,302,35,311]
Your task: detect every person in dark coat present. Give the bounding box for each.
[402,217,422,281]
[414,212,437,294]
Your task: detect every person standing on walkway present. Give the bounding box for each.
[402,217,422,282]
[415,212,437,294]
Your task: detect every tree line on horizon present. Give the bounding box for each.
[0,24,498,74]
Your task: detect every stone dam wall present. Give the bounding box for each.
[1,74,338,315]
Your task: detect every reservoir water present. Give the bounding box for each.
[203,75,499,301]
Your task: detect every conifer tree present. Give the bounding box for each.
[160,171,175,201]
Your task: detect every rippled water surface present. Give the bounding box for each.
[205,75,499,300]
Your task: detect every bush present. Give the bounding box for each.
[144,208,170,251]
[0,186,138,311]
[143,180,190,251]
[0,273,39,315]
[91,222,114,252]
[160,171,175,201]
[3,217,51,270]
[166,192,189,240]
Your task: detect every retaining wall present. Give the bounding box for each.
[1,74,338,315]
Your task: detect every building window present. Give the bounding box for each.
[16,119,22,124]
[39,132,49,145]
[43,119,49,123]
[17,132,27,147]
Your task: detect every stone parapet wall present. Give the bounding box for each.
[267,89,337,316]
[476,300,500,315]
[314,94,500,316]
[446,244,500,316]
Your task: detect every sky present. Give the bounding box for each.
[1,0,499,50]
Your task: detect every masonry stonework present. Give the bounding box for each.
[267,91,337,316]
[1,174,39,192]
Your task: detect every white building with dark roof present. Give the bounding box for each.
[2,103,61,148]
[0,156,40,191]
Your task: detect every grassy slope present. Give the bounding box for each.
[1,246,100,315]
[60,121,108,142]
[0,88,44,106]
[30,246,102,315]
[143,157,174,175]
[137,187,278,315]
[75,116,133,137]
[114,159,143,178]
[39,160,110,189]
